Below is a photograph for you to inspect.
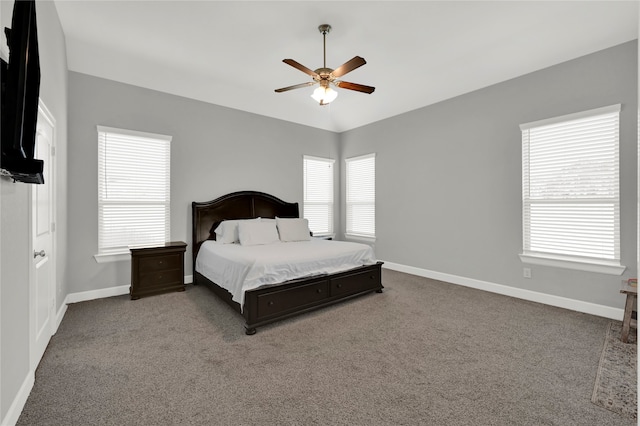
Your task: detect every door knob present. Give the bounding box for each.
[33,250,46,258]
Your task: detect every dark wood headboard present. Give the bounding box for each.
[191,191,299,272]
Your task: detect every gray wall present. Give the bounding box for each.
[67,72,339,293]
[340,41,638,309]
[1,0,68,421]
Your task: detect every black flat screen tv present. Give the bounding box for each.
[1,0,43,184]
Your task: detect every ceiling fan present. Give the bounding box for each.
[275,24,375,106]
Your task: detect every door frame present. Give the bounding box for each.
[29,100,57,371]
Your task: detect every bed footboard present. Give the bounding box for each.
[242,262,383,335]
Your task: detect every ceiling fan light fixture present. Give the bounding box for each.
[275,24,375,102]
[311,86,338,106]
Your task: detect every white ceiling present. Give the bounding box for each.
[53,1,638,133]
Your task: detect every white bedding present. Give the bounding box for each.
[195,239,377,309]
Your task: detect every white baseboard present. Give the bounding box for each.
[54,299,68,334]
[381,261,624,321]
[1,370,34,426]
[65,285,130,305]
[64,274,193,305]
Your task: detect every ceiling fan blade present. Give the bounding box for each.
[331,56,366,78]
[274,82,317,93]
[282,59,319,78]
[335,81,375,94]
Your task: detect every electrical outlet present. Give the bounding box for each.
[523,267,532,279]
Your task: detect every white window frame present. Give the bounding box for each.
[519,104,625,275]
[94,126,172,263]
[345,153,376,240]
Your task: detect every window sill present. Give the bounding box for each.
[345,234,376,244]
[519,253,626,275]
[94,251,131,264]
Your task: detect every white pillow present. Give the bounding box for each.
[238,220,280,246]
[214,219,258,244]
[276,217,311,242]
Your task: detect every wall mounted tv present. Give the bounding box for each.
[1,0,43,184]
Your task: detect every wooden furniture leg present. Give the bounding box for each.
[621,293,635,343]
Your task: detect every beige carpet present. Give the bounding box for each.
[17,270,635,425]
[591,321,637,420]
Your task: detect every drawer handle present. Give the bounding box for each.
[158,275,163,280]
[336,283,342,288]
[316,288,322,294]
[158,260,163,265]
[268,301,274,306]
[370,275,374,280]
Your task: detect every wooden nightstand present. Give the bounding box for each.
[129,241,187,300]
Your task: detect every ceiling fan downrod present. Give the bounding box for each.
[319,24,331,69]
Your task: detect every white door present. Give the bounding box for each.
[31,103,56,369]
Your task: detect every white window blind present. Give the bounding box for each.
[97,126,171,254]
[521,105,621,270]
[303,155,334,236]
[346,153,375,238]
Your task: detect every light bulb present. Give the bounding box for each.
[311,86,338,105]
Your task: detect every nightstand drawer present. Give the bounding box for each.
[137,268,183,288]
[138,253,182,274]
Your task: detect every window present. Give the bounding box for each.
[303,155,334,236]
[346,153,375,239]
[96,126,171,260]
[520,104,624,274]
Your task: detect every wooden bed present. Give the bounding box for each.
[192,190,383,335]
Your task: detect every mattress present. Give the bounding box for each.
[195,239,377,309]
